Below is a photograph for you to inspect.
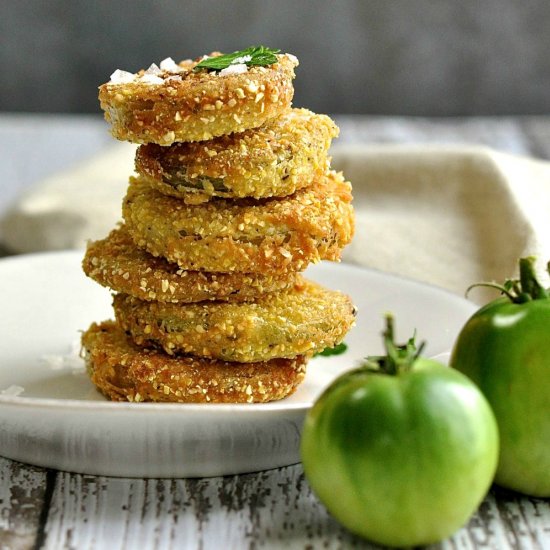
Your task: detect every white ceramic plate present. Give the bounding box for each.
[0,251,476,478]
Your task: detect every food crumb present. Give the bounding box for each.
[1,385,25,397]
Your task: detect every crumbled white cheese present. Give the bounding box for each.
[42,340,84,372]
[69,339,81,356]
[165,75,183,82]
[160,57,184,73]
[109,69,136,84]
[219,63,248,76]
[145,63,162,75]
[42,354,65,370]
[232,55,252,64]
[139,73,164,85]
[286,53,299,65]
[1,385,25,397]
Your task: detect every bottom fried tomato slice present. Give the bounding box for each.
[82,320,307,403]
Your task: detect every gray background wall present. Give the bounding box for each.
[2,0,550,116]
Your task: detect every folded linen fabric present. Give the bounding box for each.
[0,143,135,253]
[2,143,549,302]
[333,144,550,301]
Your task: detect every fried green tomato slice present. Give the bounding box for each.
[112,279,356,363]
[82,320,307,403]
[83,226,298,303]
[135,108,338,203]
[98,53,298,145]
[122,171,354,274]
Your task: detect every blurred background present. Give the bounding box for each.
[3,0,550,116]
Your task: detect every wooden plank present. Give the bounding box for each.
[40,466,550,550]
[0,457,50,550]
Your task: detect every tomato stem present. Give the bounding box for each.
[362,314,424,376]
[466,256,549,303]
[519,256,548,300]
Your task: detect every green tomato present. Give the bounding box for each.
[301,317,499,548]
[451,257,550,497]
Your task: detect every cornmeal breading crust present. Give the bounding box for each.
[135,109,338,203]
[122,170,354,274]
[98,53,298,145]
[83,226,298,303]
[82,321,307,403]
[112,279,356,363]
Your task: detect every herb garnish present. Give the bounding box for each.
[315,342,348,357]
[193,46,280,72]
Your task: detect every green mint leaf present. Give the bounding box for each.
[315,342,348,357]
[193,46,280,72]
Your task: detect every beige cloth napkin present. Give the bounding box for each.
[2,143,550,303]
[0,143,135,252]
[333,144,550,302]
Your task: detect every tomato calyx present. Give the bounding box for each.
[361,314,425,375]
[467,256,549,304]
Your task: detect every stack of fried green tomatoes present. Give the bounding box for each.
[81,46,356,404]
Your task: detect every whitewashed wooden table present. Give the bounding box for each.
[1,114,550,550]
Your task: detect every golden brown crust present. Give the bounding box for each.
[122,170,355,274]
[82,320,307,403]
[98,53,298,144]
[113,279,356,362]
[83,226,298,303]
[135,109,338,202]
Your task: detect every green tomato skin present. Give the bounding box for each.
[451,299,550,497]
[301,360,498,548]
